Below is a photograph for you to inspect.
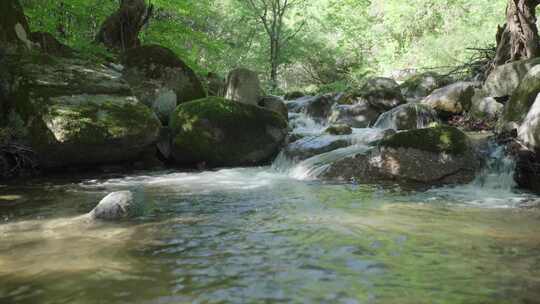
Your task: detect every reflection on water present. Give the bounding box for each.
[1,167,540,304]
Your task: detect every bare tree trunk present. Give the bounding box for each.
[270,37,279,90]
[95,0,154,51]
[494,0,540,66]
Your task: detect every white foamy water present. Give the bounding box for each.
[80,168,292,194]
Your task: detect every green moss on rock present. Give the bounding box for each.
[502,65,540,124]
[379,125,468,155]
[170,97,288,166]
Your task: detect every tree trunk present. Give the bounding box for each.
[494,0,540,66]
[270,38,279,90]
[95,0,153,51]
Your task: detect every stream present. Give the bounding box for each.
[1,105,540,304]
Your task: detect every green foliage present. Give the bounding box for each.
[20,0,507,92]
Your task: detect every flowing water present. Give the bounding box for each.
[2,108,540,304]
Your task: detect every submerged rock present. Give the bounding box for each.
[322,126,479,185]
[400,72,453,102]
[121,44,206,122]
[90,191,145,221]
[225,68,261,106]
[421,82,477,117]
[484,57,540,98]
[170,97,287,167]
[373,103,438,130]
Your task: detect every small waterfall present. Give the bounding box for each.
[289,112,327,136]
[372,103,438,130]
[473,143,516,191]
[426,143,528,207]
[288,145,372,180]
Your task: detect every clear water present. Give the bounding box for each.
[1,166,540,304]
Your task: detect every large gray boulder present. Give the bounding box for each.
[225,68,261,106]
[5,54,161,169]
[500,65,540,127]
[421,82,477,117]
[359,83,405,111]
[169,97,287,167]
[484,57,540,98]
[121,44,206,124]
[89,191,145,221]
[322,126,479,186]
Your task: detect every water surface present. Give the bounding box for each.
[1,167,539,304]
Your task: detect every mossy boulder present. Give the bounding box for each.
[4,53,161,169]
[362,77,399,91]
[121,44,206,121]
[379,126,469,155]
[169,97,288,167]
[359,85,405,111]
[500,65,540,126]
[484,57,540,98]
[400,72,453,102]
[322,126,479,185]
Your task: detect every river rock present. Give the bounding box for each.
[169,97,287,167]
[500,65,540,126]
[5,54,161,169]
[259,95,288,120]
[121,44,206,121]
[287,94,336,123]
[360,83,405,111]
[484,57,540,98]
[400,72,453,102]
[322,126,479,185]
[90,191,144,220]
[225,68,261,106]
[373,103,438,130]
[421,82,477,117]
[328,100,382,128]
